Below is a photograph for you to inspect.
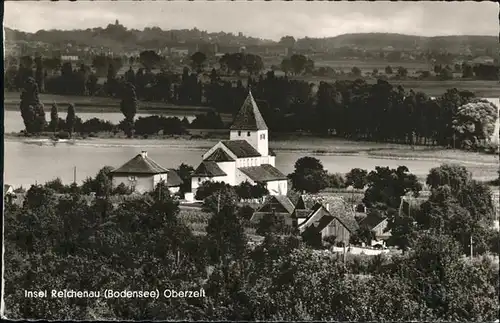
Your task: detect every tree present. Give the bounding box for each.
[288,157,330,193]
[19,77,46,134]
[304,59,315,75]
[66,104,76,136]
[363,166,422,250]
[351,66,362,77]
[385,66,393,74]
[94,166,113,198]
[220,53,245,76]
[106,63,117,96]
[426,164,471,194]
[462,63,474,78]
[280,58,292,76]
[244,54,264,75]
[290,54,307,75]
[206,206,247,264]
[345,168,368,189]
[49,102,58,132]
[363,166,422,210]
[396,66,408,78]
[452,100,498,149]
[175,163,194,196]
[190,51,207,73]
[279,35,296,48]
[256,212,286,236]
[34,56,45,93]
[203,185,239,214]
[120,82,138,138]
[139,50,161,70]
[439,66,454,80]
[350,226,375,246]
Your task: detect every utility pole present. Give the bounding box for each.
[73,166,77,184]
[217,192,221,213]
[470,234,473,259]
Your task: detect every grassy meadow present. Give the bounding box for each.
[3,91,212,114]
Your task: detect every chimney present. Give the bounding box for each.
[140,151,148,158]
[325,203,330,212]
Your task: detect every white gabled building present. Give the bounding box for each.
[111,151,183,194]
[191,90,288,196]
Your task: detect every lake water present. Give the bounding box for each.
[4,98,499,188]
[3,110,196,133]
[4,137,498,188]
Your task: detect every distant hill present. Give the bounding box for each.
[296,33,499,53]
[4,25,499,55]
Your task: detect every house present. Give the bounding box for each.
[110,151,183,194]
[191,90,288,197]
[359,213,391,245]
[250,195,296,226]
[4,184,14,195]
[250,193,359,244]
[294,195,359,244]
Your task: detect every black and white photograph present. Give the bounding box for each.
[2,0,500,321]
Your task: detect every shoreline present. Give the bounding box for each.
[3,105,211,115]
[5,132,498,168]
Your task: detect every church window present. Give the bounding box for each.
[238,131,241,136]
[260,134,266,139]
[247,131,251,136]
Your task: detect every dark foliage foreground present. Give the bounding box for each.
[3,181,499,321]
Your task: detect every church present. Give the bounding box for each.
[190,90,288,197]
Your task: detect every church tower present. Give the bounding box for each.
[229,90,269,157]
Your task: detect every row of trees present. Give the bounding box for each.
[4,163,499,320]
[16,66,499,153]
[17,77,224,137]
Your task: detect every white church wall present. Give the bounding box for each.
[266,180,288,196]
[230,129,269,157]
[216,161,236,185]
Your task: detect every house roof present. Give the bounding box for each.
[230,90,268,131]
[299,194,359,232]
[250,195,295,223]
[299,203,335,233]
[166,169,183,187]
[221,140,261,158]
[192,161,227,177]
[238,164,287,182]
[112,153,169,174]
[204,148,235,162]
[360,213,387,231]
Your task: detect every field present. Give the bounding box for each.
[3,91,212,114]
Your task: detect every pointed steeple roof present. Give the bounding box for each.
[230,90,268,131]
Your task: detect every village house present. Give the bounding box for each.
[250,195,296,226]
[110,151,183,194]
[359,213,391,246]
[250,194,359,245]
[190,90,288,198]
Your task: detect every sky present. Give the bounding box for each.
[4,1,499,40]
